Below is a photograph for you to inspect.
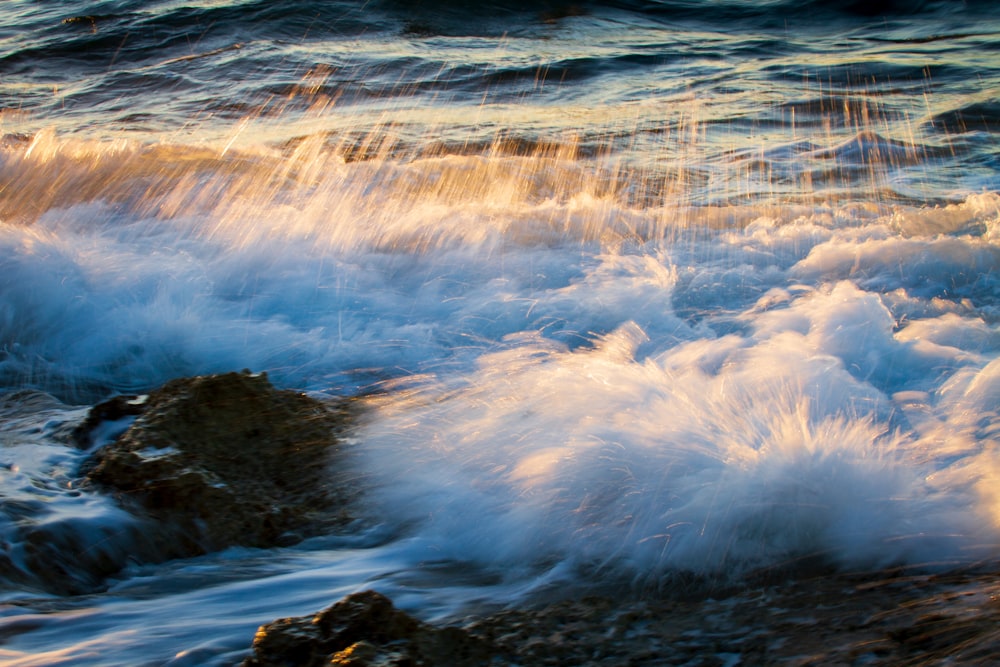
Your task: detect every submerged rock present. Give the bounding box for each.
[82,371,356,555]
[242,590,499,667]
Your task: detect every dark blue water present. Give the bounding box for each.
[2,1,1000,664]
[3,1,999,197]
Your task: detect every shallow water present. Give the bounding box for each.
[2,1,1000,664]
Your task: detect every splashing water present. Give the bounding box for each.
[2,1,1000,664]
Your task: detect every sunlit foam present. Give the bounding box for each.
[355,318,998,592]
[1,64,998,594]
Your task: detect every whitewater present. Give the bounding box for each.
[2,0,1000,664]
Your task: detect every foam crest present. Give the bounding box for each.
[357,319,997,591]
[3,127,999,411]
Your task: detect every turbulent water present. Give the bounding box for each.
[2,0,1000,664]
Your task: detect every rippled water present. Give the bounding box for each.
[2,1,1000,664]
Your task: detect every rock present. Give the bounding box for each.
[71,394,147,449]
[82,371,356,554]
[242,590,499,667]
[241,570,1000,667]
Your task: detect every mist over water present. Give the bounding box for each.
[2,1,1000,664]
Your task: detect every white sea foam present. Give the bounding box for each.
[356,317,997,589]
[1,129,999,663]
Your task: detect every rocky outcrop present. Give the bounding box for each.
[82,371,356,555]
[242,570,1000,666]
[242,590,500,667]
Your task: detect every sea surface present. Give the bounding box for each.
[2,0,1000,664]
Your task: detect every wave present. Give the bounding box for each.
[357,319,1000,589]
[928,101,1000,134]
[6,0,997,75]
[2,128,998,404]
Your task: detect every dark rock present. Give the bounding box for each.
[71,394,147,448]
[242,590,499,667]
[240,570,1000,667]
[82,370,356,554]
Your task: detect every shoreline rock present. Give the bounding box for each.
[243,568,1000,666]
[243,590,499,667]
[2,372,360,597]
[80,370,358,556]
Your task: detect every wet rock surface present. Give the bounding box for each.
[243,569,1000,666]
[0,373,356,596]
[82,371,356,555]
[242,590,498,667]
[70,394,147,449]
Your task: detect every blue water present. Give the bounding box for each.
[2,1,1000,664]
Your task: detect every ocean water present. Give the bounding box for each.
[2,0,1000,663]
